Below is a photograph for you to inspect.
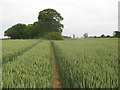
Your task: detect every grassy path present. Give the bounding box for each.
[51,42,62,88]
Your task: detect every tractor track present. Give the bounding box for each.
[51,42,62,89]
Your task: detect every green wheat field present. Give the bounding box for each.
[1,38,119,88]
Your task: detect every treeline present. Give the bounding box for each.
[89,31,120,38]
[4,8,64,40]
[82,31,120,38]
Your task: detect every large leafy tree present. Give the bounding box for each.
[38,8,64,34]
[23,22,41,39]
[113,31,120,38]
[23,24,33,39]
[4,8,64,39]
[4,24,26,39]
[83,33,88,38]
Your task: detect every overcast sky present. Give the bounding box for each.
[0,0,119,38]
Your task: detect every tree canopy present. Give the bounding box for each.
[101,34,105,38]
[113,31,120,38]
[4,8,64,39]
[4,24,26,39]
[83,33,88,38]
[38,8,64,33]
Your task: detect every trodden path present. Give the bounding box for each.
[52,46,62,89]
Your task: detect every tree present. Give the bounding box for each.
[93,36,97,38]
[29,22,41,38]
[83,33,88,38]
[38,8,64,34]
[4,9,64,39]
[23,24,33,39]
[4,24,26,39]
[23,22,43,39]
[113,31,120,38]
[106,35,111,38]
[101,34,105,38]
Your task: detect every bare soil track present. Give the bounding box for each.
[52,43,62,89]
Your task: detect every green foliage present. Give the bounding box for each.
[38,8,64,34]
[101,34,105,38]
[83,33,88,38]
[53,38,118,88]
[43,32,63,40]
[23,24,33,39]
[113,31,120,38]
[4,9,64,39]
[4,24,26,39]
[106,35,111,38]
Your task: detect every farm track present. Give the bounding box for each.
[2,41,41,65]
[51,42,62,89]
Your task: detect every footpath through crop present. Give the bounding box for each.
[51,42,62,89]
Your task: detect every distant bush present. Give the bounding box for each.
[101,34,105,38]
[63,36,71,38]
[106,35,111,38]
[42,32,63,40]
